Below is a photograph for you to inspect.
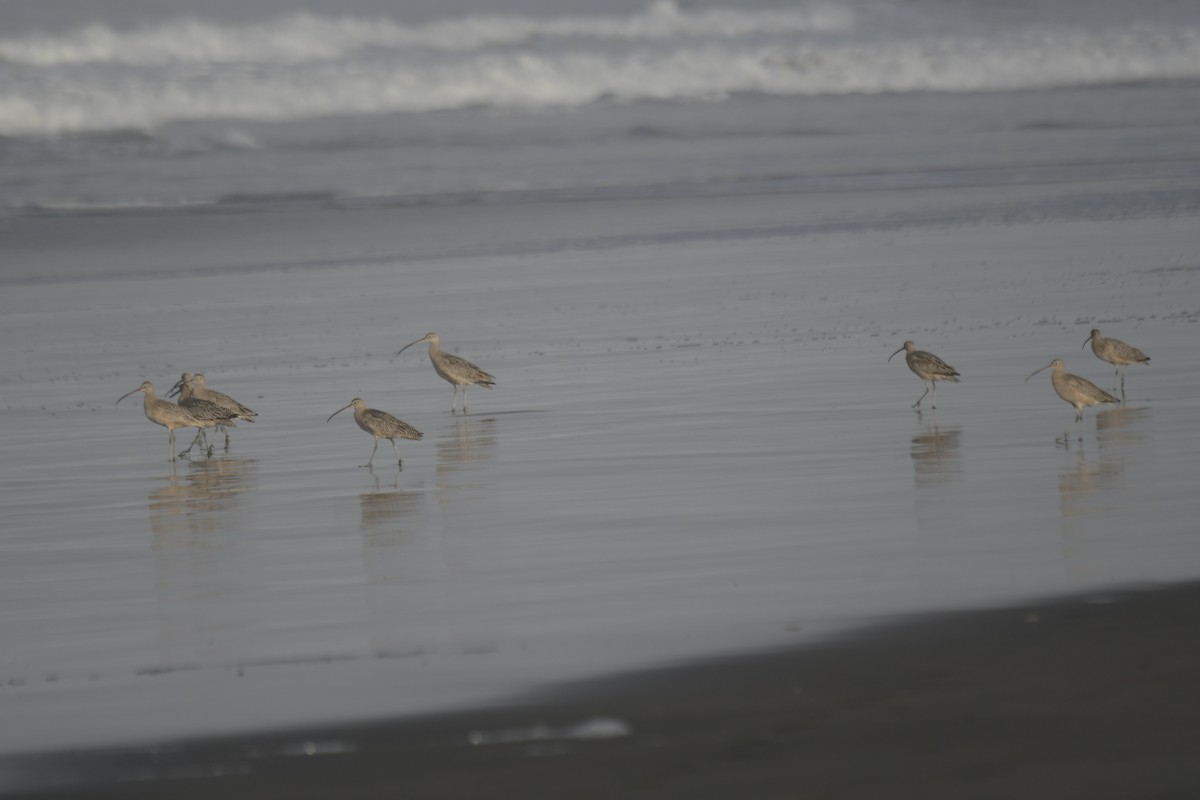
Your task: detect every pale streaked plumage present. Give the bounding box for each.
[169,374,210,450]
[171,372,253,449]
[191,373,256,448]
[889,340,960,410]
[327,397,423,468]
[1083,328,1149,399]
[1025,358,1119,424]
[190,374,256,422]
[169,374,239,456]
[116,381,224,462]
[397,332,494,413]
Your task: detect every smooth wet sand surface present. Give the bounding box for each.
[5,0,1200,789]
[2,191,1199,763]
[6,581,1200,799]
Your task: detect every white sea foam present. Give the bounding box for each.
[1,2,1198,137]
[0,2,853,67]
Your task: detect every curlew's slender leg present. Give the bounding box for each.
[1119,369,1126,403]
[449,385,459,413]
[931,381,938,410]
[363,439,380,468]
[462,386,468,413]
[912,383,930,410]
[168,429,176,462]
[179,428,204,458]
[389,438,402,467]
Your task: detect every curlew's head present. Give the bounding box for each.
[1082,328,1101,349]
[888,341,915,361]
[397,332,438,356]
[327,398,366,422]
[192,373,208,389]
[1025,358,1064,382]
[117,381,154,405]
[167,373,191,398]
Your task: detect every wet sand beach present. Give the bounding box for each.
[4,111,1200,764]
[4,3,1200,789]
[7,580,1200,799]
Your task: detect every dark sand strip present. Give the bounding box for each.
[8,582,1200,799]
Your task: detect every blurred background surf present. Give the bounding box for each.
[3,0,1199,216]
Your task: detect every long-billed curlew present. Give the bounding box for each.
[190,374,256,421]
[167,373,206,449]
[167,373,193,400]
[397,332,494,413]
[889,340,960,410]
[327,398,423,468]
[1026,358,1119,438]
[116,381,218,462]
[189,373,256,447]
[168,375,240,456]
[1083,328,1149,400]
[170,373,255,443]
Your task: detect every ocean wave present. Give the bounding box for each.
[0,2,853,67]
[2,27,1199,136]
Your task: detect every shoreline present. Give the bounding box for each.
[8,580,1200,799]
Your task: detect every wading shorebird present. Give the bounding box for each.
[1083,328,1149,400]
[116,381,221,462]
[189,373,256,447]
[889,340,960,410]
[1026,358,1119,437]
[168,374,240,456]
[171,372,255,430]
[169,373,209,448]
[327,398,423,468]
[397,332,495,413]
[168,373,211,449]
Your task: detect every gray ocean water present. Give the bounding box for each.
[2,0,1200,765]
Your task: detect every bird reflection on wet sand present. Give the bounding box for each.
[149,457,257,544]
[360,469,425,536]
[436,417,498,480]
[910,419,962,488]
[1095,405,1151,447]
[434,417,498,540]
[1059,406,1151,522]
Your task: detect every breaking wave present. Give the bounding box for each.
[0,2,853,66]
[1,2,1199,136]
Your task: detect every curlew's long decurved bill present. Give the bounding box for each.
[887,345,906,361]
[1025,362,1054,382]
[116,386,145,405]
[327,403,355,422]
[396,333,433,356]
